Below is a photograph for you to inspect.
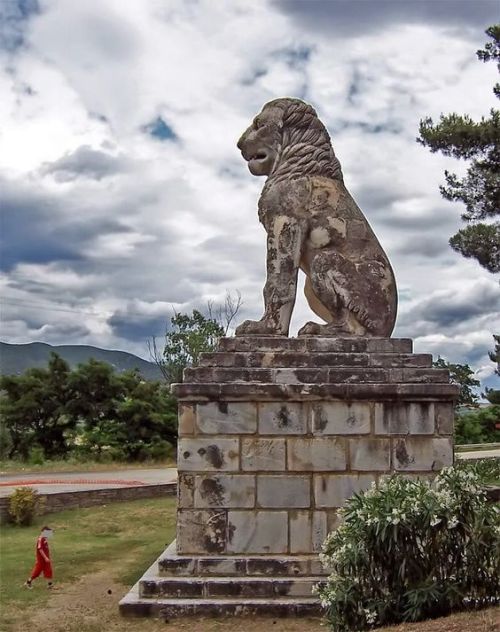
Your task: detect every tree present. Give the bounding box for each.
[0,353,74,459]
[417,25,500,273]
[483,334,500,404]
[433,357,480,407]
[149,291,242,383]
[455,405,500,444]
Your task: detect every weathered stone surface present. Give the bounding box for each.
[176,510,226,555]
[349,438,390,470]
[289,511,328,553]
[197,558,246,576]
[178,404,196,436]
[196,402,257,434]
[312,402,371,435]
[241,438,286,471]
[178,473,194,508]
[435,403,454,435]
[234,98,397,338]
[217,336,412,354]
[314,474,374,507]
[393,437,453,471]
[257,475,310,508]
[178,438,239,472]
[375,402,435,435]
[369,353,432,367]
[227,511,288,554]
[194,475,255,508]
[287,438,346,471]
[259,402,306,434]
[172,381,459,401]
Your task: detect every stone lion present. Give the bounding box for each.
[235,97,397,337]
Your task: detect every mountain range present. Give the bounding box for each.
[0,341,164,381]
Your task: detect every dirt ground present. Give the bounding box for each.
[8,570,498,632]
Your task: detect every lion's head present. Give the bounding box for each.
[237,97,343,183]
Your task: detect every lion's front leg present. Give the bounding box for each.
[235,216,305,337]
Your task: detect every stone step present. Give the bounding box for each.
[140,576,325,599]
[183,367,448,384]
[172,381,459,401]
[218,336,412,354]
[158,551,327,577]
[119,595,322,618]
[199,351,432,369]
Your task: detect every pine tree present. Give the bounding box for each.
[418,25,500,273]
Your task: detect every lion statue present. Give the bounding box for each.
[235,97,397,337]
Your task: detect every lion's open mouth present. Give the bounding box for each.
[250,150,268,162]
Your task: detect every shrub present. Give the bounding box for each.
[8,487,46,526]
[28,445,45,465]
[317,467,500,631]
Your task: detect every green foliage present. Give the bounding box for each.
[318,466,500,631]
[160,309,224,383]
[8,487,45,526]
[483,334,500,404]
[433,357,480,407]
[0,354,178,462]
[417,25,500,272]
[455,405,500,444]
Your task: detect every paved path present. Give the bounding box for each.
[0,448,497,498]
[0,468,177,497]
[456,449,500,461]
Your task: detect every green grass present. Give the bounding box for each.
[0,497,176,628]
[0,459,175,474]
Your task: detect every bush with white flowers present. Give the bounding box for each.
[317,464,499,631]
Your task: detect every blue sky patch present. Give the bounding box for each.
[143,116,178,141]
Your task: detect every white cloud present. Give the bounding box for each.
[0,0,498,391]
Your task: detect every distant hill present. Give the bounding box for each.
[0,341,164,381]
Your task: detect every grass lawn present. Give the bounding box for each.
[0,498,497,632]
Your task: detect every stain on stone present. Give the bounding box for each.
[314,405,328,432]
[395,440,414,466]
[274,580,293,596]
[183,451,191,459]
[277,405,290,428]
[200,477,225,505]
[227,521,236,543]
[198,448,206,456]
[218,401,228,414]
[205,444,225,469]
[346,414,356,427]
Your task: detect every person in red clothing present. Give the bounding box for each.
[25,526,54,589]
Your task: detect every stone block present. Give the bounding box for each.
[241,438,286,471]
[197,558,246,575]
[196,402,257,434]
[314,474,374,508]
[227,511,288,554]
[178,438,239,472]
[259,402,306,434]
[349,438,390,470]
[369,353,432,368]
[287,512,330,555]
[176,510,226,554]
[178,404,196,436]
[287,438,346,471]
[374,402,435,435]
[178,473,194,508]
[393,437,453,472]
[257,475,310,508]
[194,474,255,508]
[312,402,371,435]
[435,403,454,435]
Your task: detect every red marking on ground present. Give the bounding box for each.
[0,478,146,487]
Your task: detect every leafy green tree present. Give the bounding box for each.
[455,405,500,444]
[433,357,480,407]
[483,334,500,404]
[0,354,74,459]
[417,25,500,273]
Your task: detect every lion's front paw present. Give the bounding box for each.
[235,319,284,336]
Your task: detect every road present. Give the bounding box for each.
[0,468,177,497]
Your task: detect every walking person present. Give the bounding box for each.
[25,526,54,589]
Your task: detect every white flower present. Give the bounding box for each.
[430,516,442,526]
[448,516,459,529]
[363,609,377,624]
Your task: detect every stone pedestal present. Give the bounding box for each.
[120,336,458,619]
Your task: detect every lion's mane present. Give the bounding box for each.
[266,98,343,185]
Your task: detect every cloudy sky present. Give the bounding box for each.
[0,0,499,390]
